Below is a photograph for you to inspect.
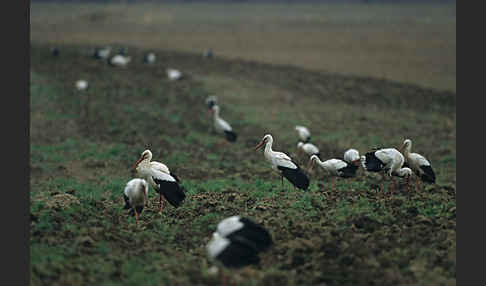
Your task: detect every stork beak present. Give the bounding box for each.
[133,157,143,169]
[398,143,405,152]
[307,160,314,172]
[254,140,265,151]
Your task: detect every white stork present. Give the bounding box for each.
[255,134,310,190]
[123,178,149,225]
[308,155,359,192]
[167,68,182,81]
[109,54,131,67]
[297,142,320,162]
[144,52,156,64]
[206,216,273,283]
[343,148,361,167]
[93,46,111,60]
[361,148,413,195]
[75,80,88,91]
[295,125,311,143]
[134,149,185,213]
[398,139,436,191]
[211,105,237,143]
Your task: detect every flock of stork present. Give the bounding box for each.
[59,45,437,276]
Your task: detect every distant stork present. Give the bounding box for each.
[308,155,358,192]
[123,178,149,225]
[361,148,413,195]
[295,125,311,143]
[297,142,320,161]
[166,68,182,81]
[92,46,111,60]
[206,216,273,283]
[51,47,60,57]
[143,52,156,64]
[75,80,88,91]
[255,134,310,190]
[134,149,185,213]
[211,105,237,143]
[204,48,214,59]
[109,54,131,67]
[399,139,436,191]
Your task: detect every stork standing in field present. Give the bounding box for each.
[134,149,185,213]
[167,68,182,81]
[109,54,131,67]
[295,125,311,143]
[206,216,273,284]
[211,105,238,143]
[398,139,436,191]
[143,52,156,64]
[297,142,320,163]
[308,155,358,192]
[75,80,88,91]
[123,178,149,225]
[92,46,111,60]
[255,134,310,190]
[361,148,413,195]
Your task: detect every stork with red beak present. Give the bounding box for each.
[308,155,358,192]
[134,149,185,213]
[123,178,149,225]
[255,134,310,190]
[211,105,237,143]
[398,139,436,191]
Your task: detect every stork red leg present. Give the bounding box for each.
[332,177,335,192]
[379,173,385,195]
[158,193,163,213]
[134,208,139,225]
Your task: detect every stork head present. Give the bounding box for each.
[395,167,413,178]
[255,134,272,151]
[399,139,412,153]
[134,149,152,169]
[307,154,319,172]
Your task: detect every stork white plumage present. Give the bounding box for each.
[255,134,310,190]
[211,105,237,143]
[206,216,273,284]
[344,149,361,167]
[134,150,185,213]
[297,142,320,161]
[399,139,436,191]
[361,148,413,195]
[308,155,359,192]
[109,54,131,67]
[295,125,311,143]
[93,46,111,60]
[75,80,88,91]
[123,178,149,225]
[167,68,182,81]
[143,52,156,64]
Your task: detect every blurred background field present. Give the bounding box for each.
[30,1,456,92]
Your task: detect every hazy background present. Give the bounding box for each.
[30,0,456,92]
